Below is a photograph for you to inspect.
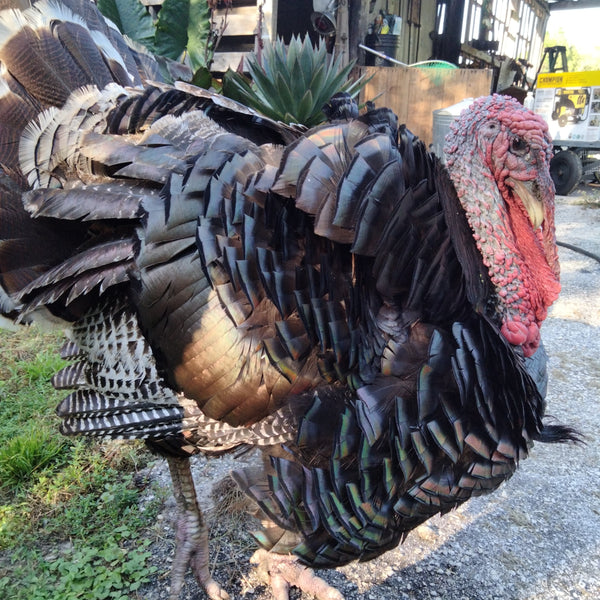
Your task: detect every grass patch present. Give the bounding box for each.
[0,427,67,489]
[0,328,67,445]
[0,326,164,600]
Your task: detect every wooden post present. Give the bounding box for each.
[335,0,350,65]
[262,0,276,42]
[347,0,362,63]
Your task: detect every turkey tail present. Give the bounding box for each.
[0,0,157,177]
[0,0,298,318]
[0,170,86,316]
[534,422,584,444]
[0,0,158,316]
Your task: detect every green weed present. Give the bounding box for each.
[0,539,158,600]
[0,327,164,599]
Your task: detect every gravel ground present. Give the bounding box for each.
[138,185,600,600]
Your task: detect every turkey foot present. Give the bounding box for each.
[167,456,229,600]
[251,548,344,600]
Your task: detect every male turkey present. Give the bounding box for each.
[0,1,578,599]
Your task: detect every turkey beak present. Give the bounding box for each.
[507,177,545,229]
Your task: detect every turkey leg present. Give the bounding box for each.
[166,456,229,600]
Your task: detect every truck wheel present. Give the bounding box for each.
[550,150,583,195]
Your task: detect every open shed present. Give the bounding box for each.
[212,0,554,89]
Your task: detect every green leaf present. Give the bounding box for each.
[187,0,212,71]
[220,70,276,119]
[285,36,301,71]
[273,72,297,115]
[154,0,190,60]
[289,55,309,102]
[247,59,286,112]
[221,69,254,100]
[296,89,316,126]
[307,62,327,101]
[190,66,213,89]
[299,36,321,79]
[97,0,155,50]
[153,0,213,69]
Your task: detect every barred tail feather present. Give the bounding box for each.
[52,296,185,442]
[52,360,87,388]
[59,401,184,439]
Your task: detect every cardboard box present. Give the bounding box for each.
[534,71,600,145]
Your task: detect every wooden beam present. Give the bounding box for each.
[261,0,276,41]
[347,0,361,63]
[212,2,276,41]
[549,0,600,10]
[213,7,259,37]
[211,52,247,73]
[335,0,350,66]
[460,43,494,65]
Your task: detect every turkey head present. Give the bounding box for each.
[444,95,560,356]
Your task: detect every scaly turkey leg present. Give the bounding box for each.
[251,548,344,600]
[166,456,229,600]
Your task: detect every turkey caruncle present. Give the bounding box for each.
[0,1,579,599]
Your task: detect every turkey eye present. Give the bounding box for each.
[511,137,529,155]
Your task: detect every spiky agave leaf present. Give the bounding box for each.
[222,35,366,127]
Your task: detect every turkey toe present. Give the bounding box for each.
[251,549,344,600]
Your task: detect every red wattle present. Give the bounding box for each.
[501,320,540,356]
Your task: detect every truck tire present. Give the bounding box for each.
[550,149,583,195]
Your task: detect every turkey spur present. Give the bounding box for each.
[0,1,578,599]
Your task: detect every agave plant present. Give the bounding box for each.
[222,35,366,127]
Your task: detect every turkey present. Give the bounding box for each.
[0,1,578,599]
